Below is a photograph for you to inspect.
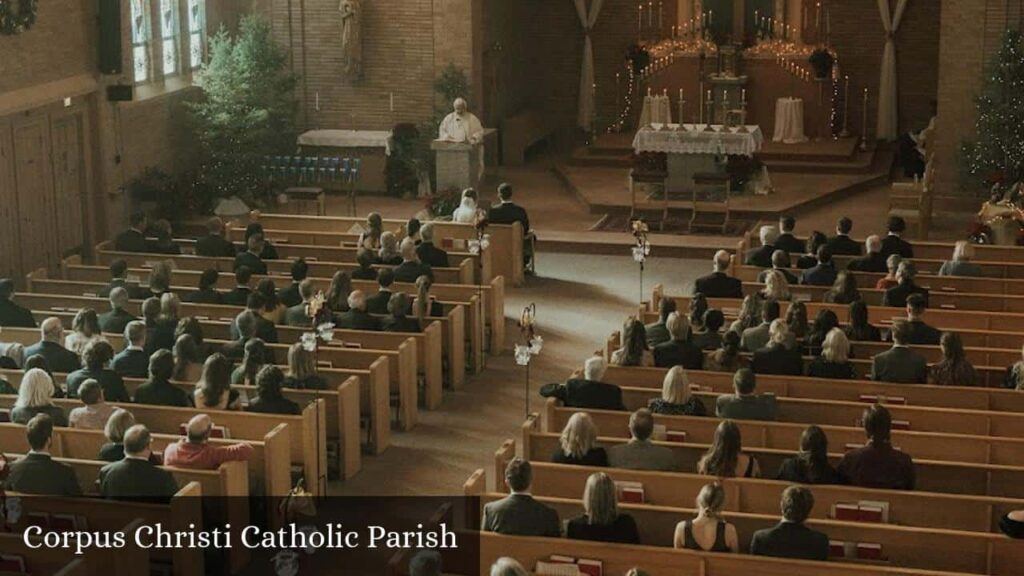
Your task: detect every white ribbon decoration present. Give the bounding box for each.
[876,0,910,141]
[574,0,605,131]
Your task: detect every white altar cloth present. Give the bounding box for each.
[297,130,393,155]
[632,125,764,157]
[638,95,673,127]
[772,98,808,144]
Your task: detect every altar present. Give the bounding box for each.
[632,125,764,193]
[296,129,392,193]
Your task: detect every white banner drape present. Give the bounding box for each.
[574,0,605,131]
[876,0,910,141]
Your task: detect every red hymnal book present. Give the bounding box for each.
[665,430,687,443]
[49,514,77,532]
[576,558,603,576]
[828,540,847,558]
[891,419,910,431]
[856,542,883,560]
[832,503,860,521]
[857,501,890,523]
[614,481,645,504]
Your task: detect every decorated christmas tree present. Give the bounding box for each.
[960,29,1024,192]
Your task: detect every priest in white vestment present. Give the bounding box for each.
[439,98,486,179]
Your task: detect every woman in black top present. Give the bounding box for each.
[566,473,639,544]
[175,317,213,360]
[776,425,839,484]
[648,366,706,416]
[673,483,739,552]
[697,420,760,478]
[248,366,301,415]
[807,328,856,380]
[232,338,268,386]
[326,270,353,314]
[245,223,280,260]
[283,342,327,390]
[552,413,607,466]
[134,349,192,407]
[929,331,979,387]
[805,309,839,357]
[785,300,809,339]
[844,300,881,343]
[65,341,130,402]
[691,308,724,351]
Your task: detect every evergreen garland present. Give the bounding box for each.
[0,0,38,35]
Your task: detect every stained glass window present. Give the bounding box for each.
[188,0,205,69]
[130,0,151,83]
[160,0,179,76]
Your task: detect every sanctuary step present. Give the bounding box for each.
[758,145,881,175]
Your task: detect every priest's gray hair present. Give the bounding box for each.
[453,98,467,110]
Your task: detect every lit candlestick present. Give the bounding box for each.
[678,88,684,126]
[841,75,851,137]
[658,1,663,32]
[638,3,642,35]
[648,87,652,97]
[861,87,870,150]
[742,89,747,103]
[648,1,653,27]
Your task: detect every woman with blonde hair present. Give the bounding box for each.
[727,294,761,334]
[648,366,706,416]
[378,231,402,265]
[194,353,240,410]
[65,308,109,357]
[414,274,443,325]
[566,472,640,544]
[283,342,327,390]
[552,412,607,466]
[158,292,181,326]
[98,408,136,461]
[940,240,983,277]
[12,368,66,426]
[760,270,791,301]
[489,558,528,576]
[673,482,739,552]
[808,328,855,379]
[697,420,760,478]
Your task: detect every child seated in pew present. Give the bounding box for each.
[552,412,607,467]
[697,420,761,478]
[565,472,640,544]
[247,366,300,415]
[775,425,839,484]
[673,482,739,553]
[69,379,116,430]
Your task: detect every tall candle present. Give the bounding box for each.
[648,1,653,27]
[315,91,320,112]
[638,4,642,34]
[658,1,663,31]
[389,92,394,112]
[742,89,747,103]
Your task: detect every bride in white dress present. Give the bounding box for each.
[452,189,482,223]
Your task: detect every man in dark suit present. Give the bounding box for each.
[233,234,268,276]
[750,486,829,561]
[113,212,149,253]
[141,297,175,355]
[826,216,862,256]
[741,300,780,352]
[111,321,150,379]
[904,293,941,346]
[99,287,137,335]
[847,235,888,273]
[837,404,915,489]
[335,290,381,331]
[487,183,531,233]
[551,356,626,411]
[393,238,434,283]
[775,215,805,254]
[5,414,81,496]
[744,225,779,268]
[716,368,778,421]
[800,245,837,286]
[99,424,178,502]
[751,322,803,376]
[644,298,676,348]
[880,215,914,259]
[194,216,238,258]
[415,223,450,268]
[223,266,254,307]
[381,293,421,333]
[0,278,37,328]
[870,320,928,383]
[229,293,278,343]
[366,269,396,315]
[24,317,80,374]
[882,260,929,308]
[278,259,309,308]
[653,312,703,370]
[223,311,275,364]
[97,260,147,299]
[284,280,316,327]
[482,458,559,536]
[756,250,799,284]
[184,269,224,305]
[694,251,743,298]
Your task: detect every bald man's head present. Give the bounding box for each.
[40,317,63,343]
[713,250,731,272]
[186,414,213,444]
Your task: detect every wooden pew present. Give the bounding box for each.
[494,439,1024,534]
[475,531,976,576]
[543,400,1024,467]
[521,419,1024,498]
[473,489,1024,575]
[0,519,148,576]
[740,231,1024,264]
[0,396,330,496]
[7,482,203,576]
[243,211,525,287]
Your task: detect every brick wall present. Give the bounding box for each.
[0,1,96,94]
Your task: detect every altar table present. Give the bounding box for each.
[633,125,764,194]
[297,130,392,193]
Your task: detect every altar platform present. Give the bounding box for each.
[559,133,892,230]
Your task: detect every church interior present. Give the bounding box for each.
[2,0,1024,574]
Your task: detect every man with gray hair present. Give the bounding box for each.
[393,237,434,283]
[653,312,702,369]
[439,98,484,145]
[415,223,449,268]
[336,290,381,331]
[98,286,137,335]
[163,414,254,470]
[745,225,780,268]
[882,260,930,308]
[24,317,80,374]
[99,424,178,501]
[848,234,888,273]
[694,250,743,298]
[111,321,149,378]
[541,355,625,410]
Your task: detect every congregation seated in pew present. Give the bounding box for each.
[757,250,798,284]
[234,233,268,275]
[694,251,742,299]
[172,334,205,383]
[608,409,675,472]
[826,216,863,257]
[939,240,984,277]
[325,270,353,314]
[552,412,607,467]
[837,404,915,490]
[382,293,421,333]
[565,472,639,544]
[247,365,301,415]
[844,300,882,342]
[279,258,309,308]
[875,253,902,290]
[13,368,67,426]
[194,354,242,410]
[69,379,116,430]
[111,321,149,378]
[775,215,805,254]
[96,259,147,300]
[99,287,137,336]
[799,245,837,287]
[750,320,802,376]
[610,318,653,368]
[184,268,225,305]
[283,342,327,390]
[744,225,779,268]
[882,260,929,308]
[870,320,928,384]
[715,368,777,421]
[929,331,979,386]
[740,300,778,352]
[822,271,861,305]
[366,269,397,315]
[653,313,702,370]
[775,425,839,484]
[336,290,381,331]
[691,308,725,351]
[99,424,178,502]
[230,338,268,386]
[394,238,434,284]
[644,298,674,348]
[224,265,254,307]
[25,317,81,374]
[704,330,741,373]
[698,420,761,478]
[195,216,238,258]
[750,485,829,561]
[796,231,827,269]
[674,482,739,553]
[847,234,888,273]
[648,366,706,417]
[137,349,193,407]
[483,458,560,537]
[540,356,625,411]
[67,340,129,402]
[807,328,856,380]
[5,414,81,497]
[163,413,253,470]
[805,309,839,356]
[880,215,914,259]
[142,297,174,355]
[759,269,792,301]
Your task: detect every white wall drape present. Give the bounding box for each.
[574,0,605,131]
[876,0,910,141]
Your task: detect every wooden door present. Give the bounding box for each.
[50,112,86,259]
[12,118,59,273]
[0,121,20,280]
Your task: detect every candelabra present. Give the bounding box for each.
[515,304,543,417]
[631,219,652,305]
